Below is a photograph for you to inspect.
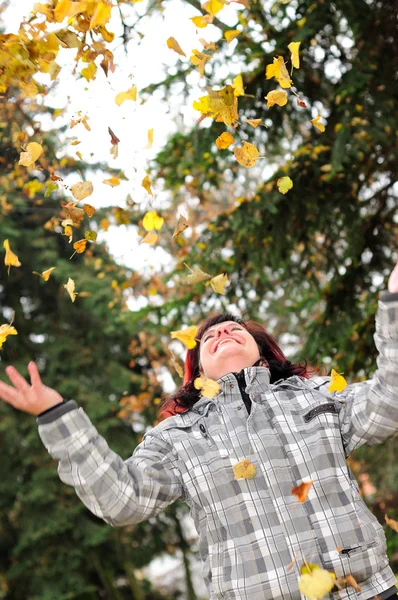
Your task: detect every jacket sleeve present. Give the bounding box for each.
[37,405,184,527]
[326,291,398,458]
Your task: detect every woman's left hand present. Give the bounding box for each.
[388,261,398,293]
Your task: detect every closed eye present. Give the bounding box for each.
[203,326,243,343]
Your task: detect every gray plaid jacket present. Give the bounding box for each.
[37,293,398,600]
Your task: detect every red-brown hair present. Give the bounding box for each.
[158,313,318,421]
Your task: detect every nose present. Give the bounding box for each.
[215,324,234,337]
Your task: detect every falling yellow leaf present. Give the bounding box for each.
[193,85,238,127]
[170,351,184,378]
[3,239,21,275]
[103,176,120,187]
[216,131,234,150]
[170,325,198,349]
[298,566,336,600]
[225,29,240,43]
[81,62,97,81]
[141,231,158,245]
[85,230,97,241]
[190,14,213,28]
[70,181,93,201]
[265,56,292,88]
[385,514,398,532]
[234,141,260,168]
[32,267,56,281]
[100,218,110,231]
[0,324,18,349]
[345,575,361,593]
[194,377,220,398]
[54,0,88,22]
[311,113,325,132]
[185,264,212,284]
[246,118,262,128]
[277,176,293,194]
[142,210,163,231]
[141,175,153,196]
[146,128,154,149]
[83,204,95,218]
[203,0,225,15]
[89,0,112,29]
[167,37,186,57]
[265,90,288,107]
[172,214,189,238]
[64,278,78,302]
[233,458,256,480]
[328,369,347,393]
[115,86,137,106]
[288,41,301,69]
[191,49,211,77]
[232,74,244,97]
[292,480,313,502]
[73,239,87,254]
[208,273,228,294]
[19,142,43,167]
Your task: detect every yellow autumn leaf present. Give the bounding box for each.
[89,0,112,29]
[193,85,238,127]
[277,176,293,194]
[185,264,212,284]
[64,277,78,302]
[265,90,288,107]
[328,369,347,393]
[141,231,158,245]
[288,41,301,69]
[115,86,137,106]
[172,214,189,238]
[234,141,260,168]
[142,210,163,232]
[265,56,292,88]
[167,37,186,57]
[73,239,87,254]
[216,131,234,150]
[190,49,211,77]
[170,351,184,378]
[190,15,213,28]
[225,29,240,44]
[103,176,120,187]
[85,230,97,241]
[170,325,198,349]
[233,458,256,480]
[81,62,97,81]
[385,514,398,533]
[194,376,220,398]
[146,128,154,149]
[298,567,336,600]
[3,239,21,275]
[312,113,325,132]
[0,324,18,349]
[141,175,153,196]
[203,0,225,15]
[232,74,244,97]
[246,118,262,128]
[19,142,43,167]
[209,273,228,294]
[32,267,56,281]
[54,0,88,22]
[70,181,93,200]
[83,204,95,218]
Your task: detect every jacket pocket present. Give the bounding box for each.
[285,402,340,435]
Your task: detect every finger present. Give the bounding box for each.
[0,379,20,405]
[28,361,42,387]
[388,262,398,293]
[5,366,31,393]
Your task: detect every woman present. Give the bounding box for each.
[1,262,398,600]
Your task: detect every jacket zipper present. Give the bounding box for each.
[233,371,252,414]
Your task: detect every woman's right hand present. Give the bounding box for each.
[0,361,64,416]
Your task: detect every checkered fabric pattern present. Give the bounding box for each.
[37,296,398,600]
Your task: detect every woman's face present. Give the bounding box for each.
[199,320,261,381]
